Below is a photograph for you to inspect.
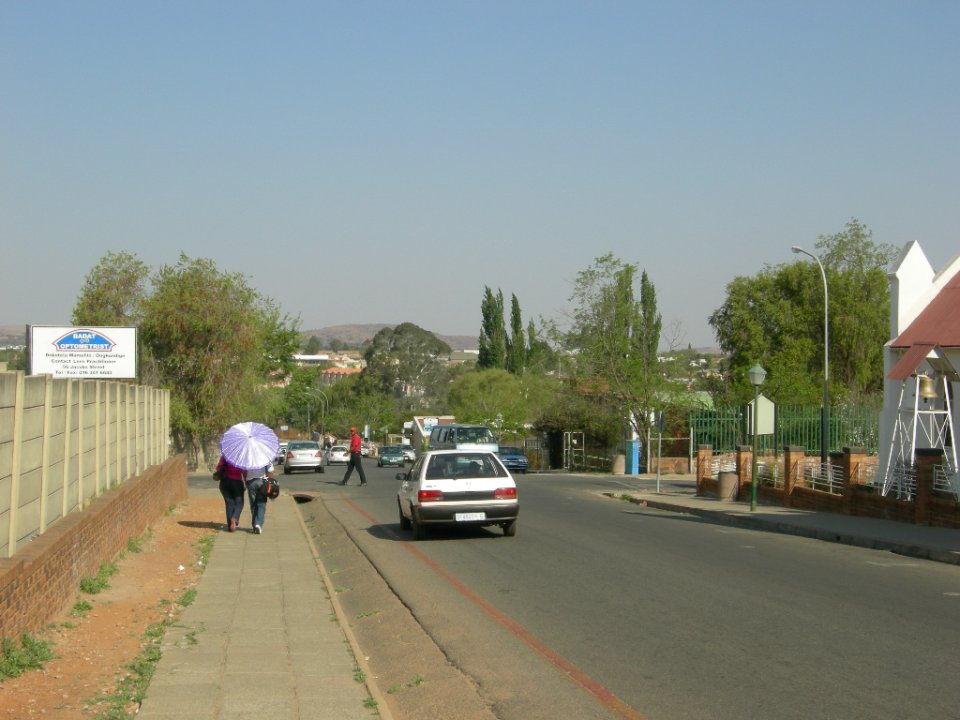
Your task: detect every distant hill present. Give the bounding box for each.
[0,325,26,346]
[0,323,479,351]
[302,324,478,351]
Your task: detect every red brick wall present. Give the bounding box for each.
[0,455,187,642]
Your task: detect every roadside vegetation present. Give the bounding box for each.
[71,219,892,464]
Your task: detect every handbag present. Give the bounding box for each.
[264,477,280,500]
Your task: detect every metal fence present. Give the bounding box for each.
[689,404,881,456]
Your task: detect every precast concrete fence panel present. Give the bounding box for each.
[0,370,170,558]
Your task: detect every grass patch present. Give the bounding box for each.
[0,634,55,680]
[388,674,425,694]
[196,534,215,565]
[88,619,165,719]
[80,561,119,595]
[126,536,143,554]
[176,588,197,608]
[353,667,365,683]
[363,696,377,709]
[70,600,93,617]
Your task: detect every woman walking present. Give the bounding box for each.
[215,454,246,531]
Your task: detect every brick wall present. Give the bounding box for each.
[0,455,187,642]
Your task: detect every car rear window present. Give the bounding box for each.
[290,441,318,450]
[425,453,508,480]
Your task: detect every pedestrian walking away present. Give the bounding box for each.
[340,426,367,486]
[245,462,274,534]
[214,454,246,532]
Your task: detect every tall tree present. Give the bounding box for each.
[138,254,299,463]
[506,293,525,375]
[565,253,665,440]
[709,219,895,404]
[363,322,451,409]
[72,251,149,326]
[478,287,507,370]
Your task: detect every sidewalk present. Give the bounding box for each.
[136,488,391,720]
[620,475,960,566]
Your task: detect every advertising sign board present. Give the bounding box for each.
[29,326,137,379]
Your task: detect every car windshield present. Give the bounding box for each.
[425,453,507,480]
[459,427,495,443]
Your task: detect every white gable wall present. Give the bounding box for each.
[879,242,960,482]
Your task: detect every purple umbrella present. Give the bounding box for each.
[219,422,280,471]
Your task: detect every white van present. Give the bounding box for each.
[428,424,499,454]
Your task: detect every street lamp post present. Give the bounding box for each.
[304,388,329,440]
[792,246,830,467]
[748,363,767,512]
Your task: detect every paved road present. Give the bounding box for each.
[319,468,960,720]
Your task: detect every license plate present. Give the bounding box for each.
[455,512,486,522]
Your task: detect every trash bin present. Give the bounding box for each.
[717,471,738,501]
[612,454,626,475]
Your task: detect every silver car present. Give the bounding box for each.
[283,440,325,474]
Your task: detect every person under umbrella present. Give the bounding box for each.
[244,462,275,535]
[217,422,281,532]
[214,454,247,532]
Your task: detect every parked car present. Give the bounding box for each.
[325,445,350,465]
[275,441,289,464]
[498,446,529,474]
[400,445,417,463]
[377,445,406,467]
[361,443,371,457]
[283,440,325,474]
[396,449,519,540]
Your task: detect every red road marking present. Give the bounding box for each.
[341,496,647,720]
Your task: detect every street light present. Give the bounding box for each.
[791,246,830,466]
[748,363,767,512]
[304,387,329,440]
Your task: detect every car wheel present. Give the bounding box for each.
[398,501,411,531]
[411,512,426,540]
[316,465,324,473]
[502,519,517,537]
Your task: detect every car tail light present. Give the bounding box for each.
[418,489,443,502]
[495,487,517,500]
[315,451,323,458]
[286,451,293,459]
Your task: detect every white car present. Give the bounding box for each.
[325,445,350,465]
[396,449,519,540]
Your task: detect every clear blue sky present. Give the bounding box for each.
[3,1,958,348]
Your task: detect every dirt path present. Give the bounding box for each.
[0,497,221,719]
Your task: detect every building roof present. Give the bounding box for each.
[887,268,960,380]
[890,269,960,349]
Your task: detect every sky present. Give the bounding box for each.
[2,1,958,349]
